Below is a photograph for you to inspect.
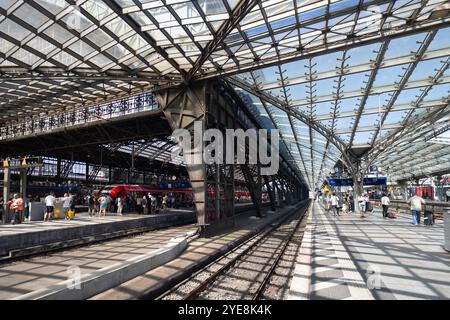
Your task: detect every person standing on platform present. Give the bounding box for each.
[142,196,148,214]
[99,196,108,217]
[407,192,425,225]
[162,194,168,213]
[330,192,340,217]
[348,194,354,213]
[116,196,123,216]
[86,194,95,217]
[342,194,348,214]
[44,192,56,222]
[62,193,72,220]
[94,195,100,216]
[358,193,368,218]
[136,196,143,214]
[10,193,24,225]
[381,193,390,219]
[24,194,31,222]
[150,194,156,214]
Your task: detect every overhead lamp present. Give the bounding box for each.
[429,1,450,19]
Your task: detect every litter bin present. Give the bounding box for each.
[445,207,450,252]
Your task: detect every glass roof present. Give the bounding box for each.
[0,0,449,188]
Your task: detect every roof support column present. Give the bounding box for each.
[2,167,10,224]
[263,175,276,212]
[272,177,284,208]
[278,178,288,206]
[155,80,237,237]
[352,160,365,215]
[241,164,262,217]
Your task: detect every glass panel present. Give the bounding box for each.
[85,28,113,48]
[44,23,75,44]
[0,19,31,42]
[14,3,49,29]
[68,40,95,56]
[35,0,68,15]
[81,0,114,21]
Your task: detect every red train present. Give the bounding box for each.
[414,187,434,199]
[100,184,251,199]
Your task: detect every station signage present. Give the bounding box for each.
[159,181,191,190]
[327,177,387,187]
[2,157,44,169]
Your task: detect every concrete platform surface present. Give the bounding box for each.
[0,209,196,257]
[288,202,450,300]
[0,209,193,236]
[91,205,300,300]
[0,222,197,300]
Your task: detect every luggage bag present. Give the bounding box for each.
[424,211,434,225]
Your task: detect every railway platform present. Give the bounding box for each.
[0,209,196,259]
[288,202,450,300]
[91,204,301,300]
[0,222,197,300]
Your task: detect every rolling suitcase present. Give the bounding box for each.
[67,210,75,219]
[424,211,434,225]
[387,212,397,219]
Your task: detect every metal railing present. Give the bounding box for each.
[0,92,159,141]
[372,199,449,219]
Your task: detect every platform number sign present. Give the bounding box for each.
[2,157,44,169]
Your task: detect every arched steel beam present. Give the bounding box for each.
[225,76,356,171]
[184,0,262,83]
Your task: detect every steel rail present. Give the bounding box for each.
[159,201,310,300]
[252,204,309,300]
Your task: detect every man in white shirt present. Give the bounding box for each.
[381,193,390,219]
[44,192,56,222]
[407,193,425,225]
[330,192,340,217]
[62,193,73,220]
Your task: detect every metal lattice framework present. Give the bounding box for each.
[1,0,450,188]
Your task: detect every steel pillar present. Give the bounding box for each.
[156,80,236,236]
[20,170,27,199]
[241,164,262,217]
[56,158,61,182]
[2,167,10,224]
[352,161,365,214]
[263,175,276,211]
[274,178,285,207]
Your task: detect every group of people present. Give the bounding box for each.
[0,193,37,224]
[327,192,357,217]
[115,193,173,215]
[0,191,76,224]
[326,190,430,225]
[327,192,374,218]
[84,192,185,217]
[85,194,109,217]
[44,192,76,221]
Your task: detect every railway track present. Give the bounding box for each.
[158,200,311,300]
[0,203,263,264]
